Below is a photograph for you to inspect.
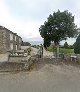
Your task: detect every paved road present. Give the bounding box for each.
[0,63,80,92]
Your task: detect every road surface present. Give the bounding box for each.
[0,62,80,92]
[0,47,80,92]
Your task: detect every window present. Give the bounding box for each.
[16,45,17,50]
[10,43,13,50]
[19,38,22,43]
[10,34,13,40]
[15,36,16,41]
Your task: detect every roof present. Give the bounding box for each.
[0,25,22,39]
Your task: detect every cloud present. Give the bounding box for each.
[5,0,80,26]
[4,0,64,20]
[0,0,80,44]
[60,38,76,45]
[0,0,43,42]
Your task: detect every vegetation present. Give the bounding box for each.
[21,41,31,46]
[63,42,69,48]
[74,34,80,54]
[31,45,39,49]
[59,48,74,54]
[39,10,78,57]
[47,47,74,54]
[39,10,78,48]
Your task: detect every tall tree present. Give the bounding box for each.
[64,42,69,48]
[39,10,78,58]
[74,34,80,54]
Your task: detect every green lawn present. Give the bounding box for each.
[59,48,74,54]
[47,47,74,54]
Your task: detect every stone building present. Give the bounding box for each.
[0,26,22,54]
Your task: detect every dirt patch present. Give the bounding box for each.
[0,58,80,92]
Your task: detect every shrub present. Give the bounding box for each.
[74,34,80,54]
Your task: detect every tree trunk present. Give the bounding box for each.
[56,44,59,58]
[54,44,59,59]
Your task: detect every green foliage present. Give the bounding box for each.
[60,44,74,49]
[64,42,69,48]
[39,10,78,48]
[47,47,74,54]
[47,47,56,52]
[74,34,80,54]
[44,38,51,49]
[21,41,31,46]
[68,45,74,49]
[59,48,74,54]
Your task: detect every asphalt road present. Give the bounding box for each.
[0,63,80,92]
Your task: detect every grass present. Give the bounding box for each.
[59,48,74,54]
[47,47,56,52]
[47,47,74,54]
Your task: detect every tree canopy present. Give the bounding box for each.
[39,10,78,48]
[21,41,31,46]
[64,42,69,48]
[74,34,80,54]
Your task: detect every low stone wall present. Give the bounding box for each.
[0,62,26,72]
[38,58,63,64]
[0,55,38,72]
[64,54,71,61]
[9,56,28,62]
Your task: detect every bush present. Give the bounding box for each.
[47,47,74,54]
[21,41,31,46]
[74,34,80,54]
[64,42,69,48]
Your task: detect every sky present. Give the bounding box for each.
[0,0,80,45]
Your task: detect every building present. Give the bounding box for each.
[0,26,22,54]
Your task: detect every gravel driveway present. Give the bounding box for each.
[0,47,80,92]
[0,62,80,92]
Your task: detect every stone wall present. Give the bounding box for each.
[16,36,22,50]
[0,29,3,53]
[0,26,22,54]
[8,55,37,71]
[0,29,6,54]
[6,30,10,51]
[9,56,27,62]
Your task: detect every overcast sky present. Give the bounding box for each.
[0,0,80,44]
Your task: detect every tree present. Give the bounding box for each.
[64,42,69,48]
[74,34,80,54]
[73,42,76,48]
[21,41,31,46]
[39,10,78,58]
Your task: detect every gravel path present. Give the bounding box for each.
[43,48,54,58]
[0,47,80,92]
[0,63,80,92]
[21,46,54,58]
